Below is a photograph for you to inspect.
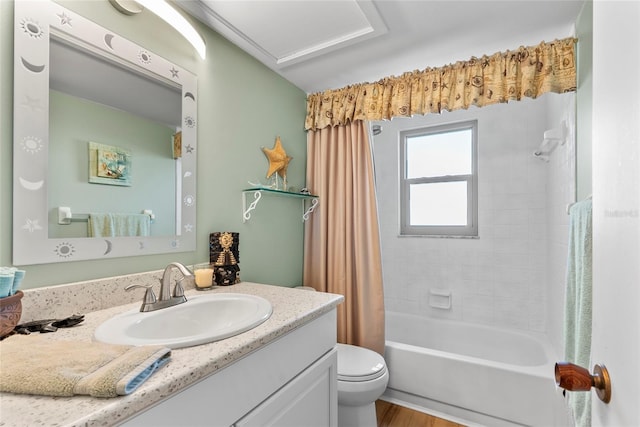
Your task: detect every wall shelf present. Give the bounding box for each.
[242,188,319,222]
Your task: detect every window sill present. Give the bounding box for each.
[397,234,480,239]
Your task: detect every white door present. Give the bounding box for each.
[591,1,640,426]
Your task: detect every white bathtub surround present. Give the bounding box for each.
[545,89,577,357]
[383,312,567,427]
[0,276,342,426]
[372,92,575,341]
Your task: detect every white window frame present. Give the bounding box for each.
[399,120,478,237]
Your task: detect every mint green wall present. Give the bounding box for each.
[0,1,308,289]
[576,0,593,200]
[48,90,176,238]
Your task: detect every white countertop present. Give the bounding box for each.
[0,282,342,427]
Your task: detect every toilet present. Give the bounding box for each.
[336,343,389,427]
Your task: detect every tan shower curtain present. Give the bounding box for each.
[303,121,385,355]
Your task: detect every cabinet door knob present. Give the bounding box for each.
[555,362,611,403]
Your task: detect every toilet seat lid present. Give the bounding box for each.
[336,343,387,382]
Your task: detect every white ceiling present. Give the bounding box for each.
[179,0,585,94]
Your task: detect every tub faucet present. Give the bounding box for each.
[126,262,192,312]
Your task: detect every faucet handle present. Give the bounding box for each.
[125,284,157,307]
[173,279,186,298]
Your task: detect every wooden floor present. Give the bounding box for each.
[376,400,466,427]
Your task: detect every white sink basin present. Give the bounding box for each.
[94,293,272,349]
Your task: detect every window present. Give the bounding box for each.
[400,121,478,236]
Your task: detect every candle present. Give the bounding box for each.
[194,268,214,288]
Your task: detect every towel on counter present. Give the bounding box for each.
[563,199,593,427]
[88,213,150,238]
[0,335,170,398]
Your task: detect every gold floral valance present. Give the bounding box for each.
[305,37,577,131]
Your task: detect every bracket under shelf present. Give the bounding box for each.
[242,188,319,223]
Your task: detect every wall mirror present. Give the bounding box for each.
[13,0,197,265]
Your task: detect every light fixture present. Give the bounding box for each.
[109,0,206,60]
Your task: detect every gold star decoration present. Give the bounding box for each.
[262,136,292,178]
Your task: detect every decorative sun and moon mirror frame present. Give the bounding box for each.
[13,0,198,265]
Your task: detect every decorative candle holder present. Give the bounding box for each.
[214,264,241,286]
[209,232,240,286]
[192,263,215,290]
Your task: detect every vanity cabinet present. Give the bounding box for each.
[121,310,338,427]
[234,348,337,427]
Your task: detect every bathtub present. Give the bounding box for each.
[383,311,569,427]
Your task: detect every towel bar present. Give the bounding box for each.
[57,207,155,225]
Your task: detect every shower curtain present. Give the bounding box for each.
[303,121,385,355]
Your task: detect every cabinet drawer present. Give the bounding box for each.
[235,348,337,427]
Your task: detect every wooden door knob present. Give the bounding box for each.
[555,362,611,403]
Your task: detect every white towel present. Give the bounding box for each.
[0,335,170,398]
[88,213,150,237]
[564,199,592,427]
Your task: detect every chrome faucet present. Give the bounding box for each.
[125,262,192,312]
